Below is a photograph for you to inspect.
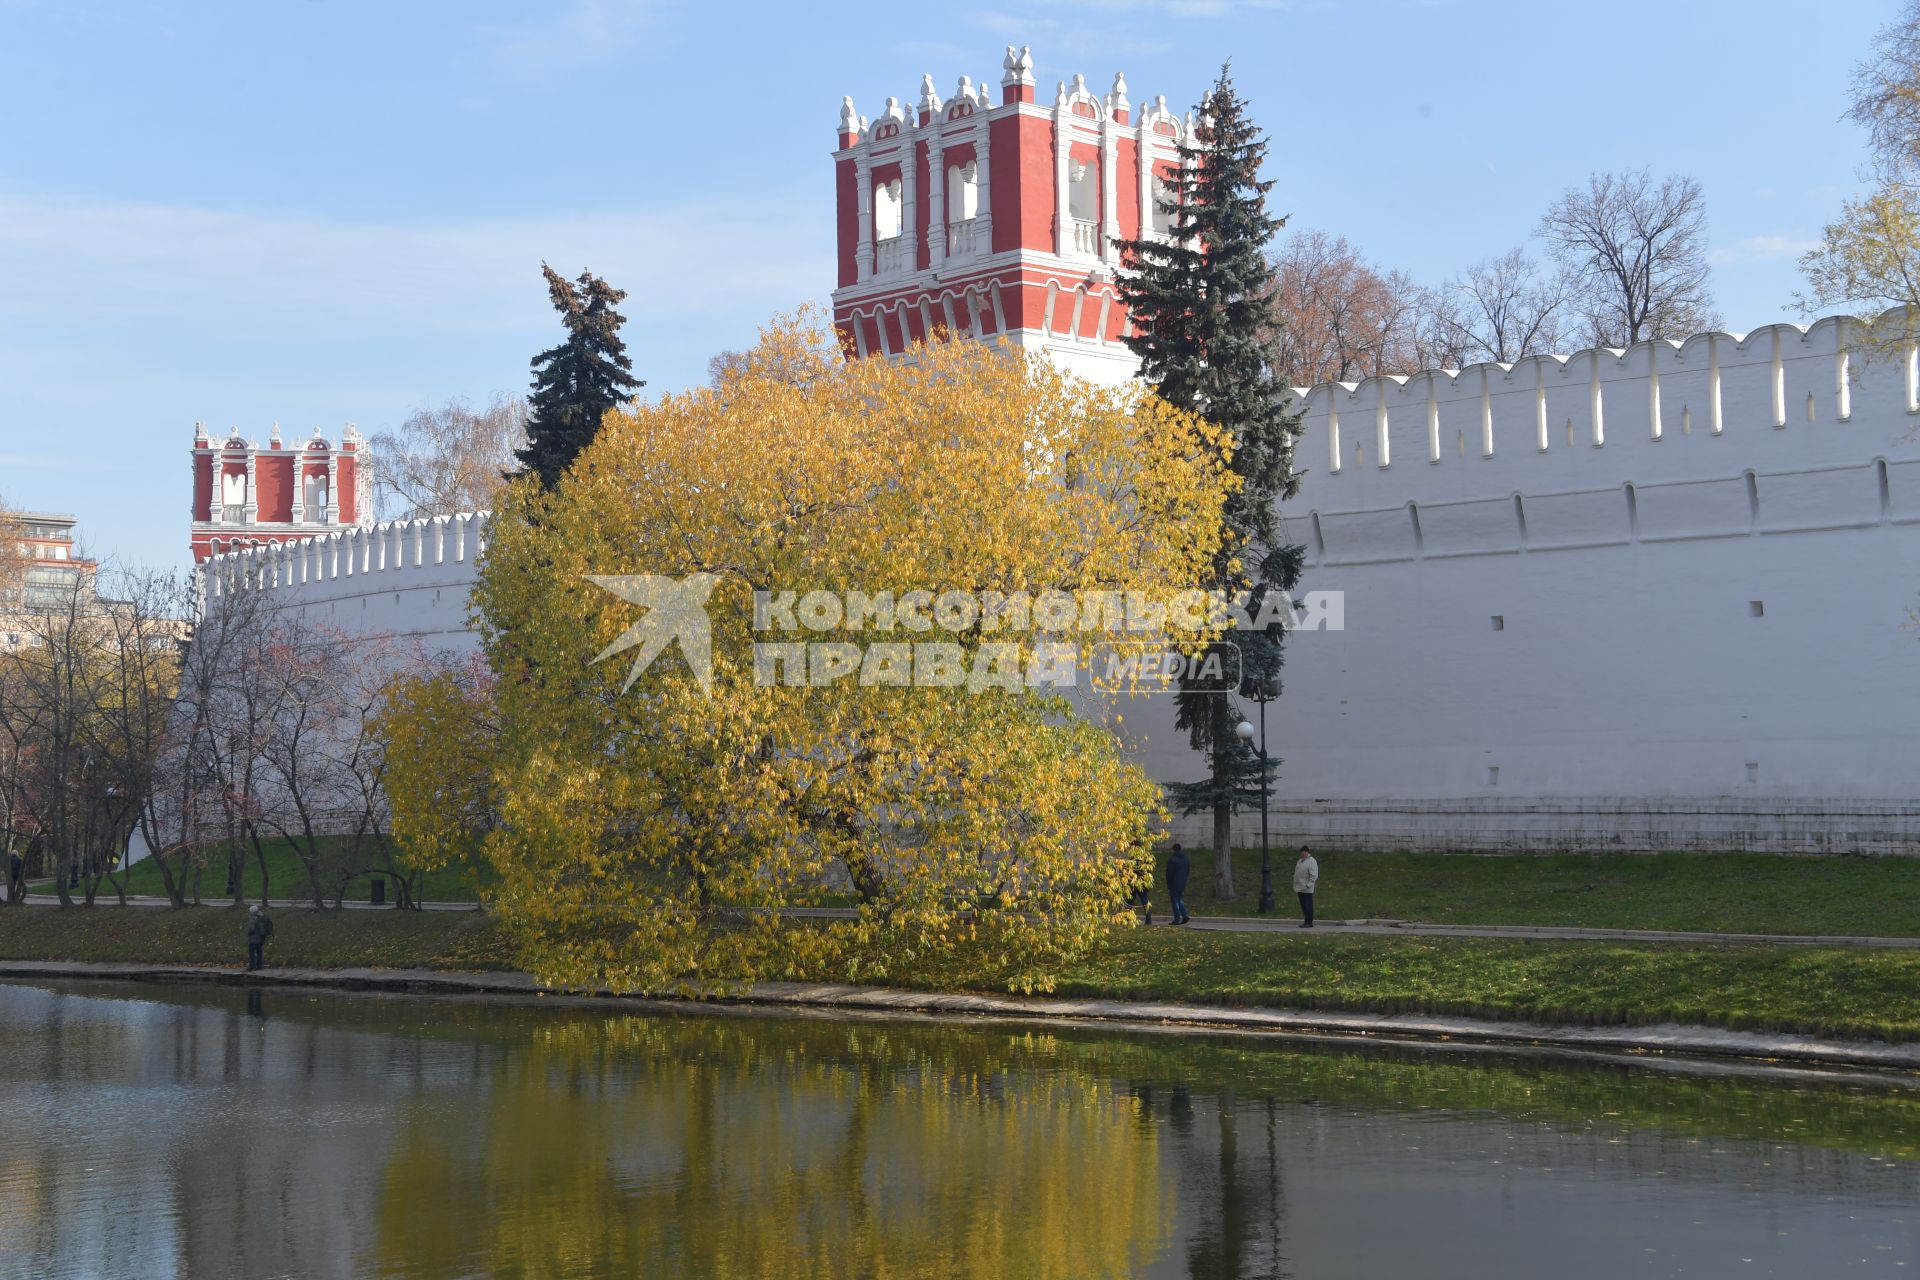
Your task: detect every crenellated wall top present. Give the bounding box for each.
[1286,309,1920,508]
[196,511,494,607]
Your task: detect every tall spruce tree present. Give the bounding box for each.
[1112,67,1304,899]
[515,263,643,488]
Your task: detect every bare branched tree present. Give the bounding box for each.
[140,571,264,907]
[0,563,182,907]
[1426,248,1571,364]
[1264,231,1428,385]
[1800,4,1920,340]
[369,393,527,519]
[1537,169,1719,348]
[1851,1,1920,188]
[0,496,25,612]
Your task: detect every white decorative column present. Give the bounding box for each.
[855,149,874,283]
[1100,78,1124,266]
[325,452,341,523]
[928,135,946,268]
[920,75,946,269]
[974,104,993,254]
[1053,83,1071,256]
[900,106,918,275]
[243,446,259,523]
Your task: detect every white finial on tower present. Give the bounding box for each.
[918,73,942,118]
[839,95,859,138]
[955,73,973,104]
[1155,93,1168,114]
[977,77,992,107]
[1002,44,1033,88]
[1109,71,1129,117]
[1070,72,1087,99]
[1055,80,1068,108]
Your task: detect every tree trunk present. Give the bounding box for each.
[1210,696,1236,899]
[1211,799,1235,899]
[153,853,186,909]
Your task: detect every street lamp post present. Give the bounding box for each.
[1234,674,1281,914]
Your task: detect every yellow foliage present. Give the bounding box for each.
[376,658,498,897]
[1798,186,1920,321]
[462,310,1235,994]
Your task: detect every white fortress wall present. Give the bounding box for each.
[1117,314,1920,851]
[197,512,490,657]
[194,314,1920,851]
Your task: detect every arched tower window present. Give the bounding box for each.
[947,161,978,224]
[875,179,903,241]
[1068,158,1098,223]
[1150,172,1176,237]
[220,470,248,516]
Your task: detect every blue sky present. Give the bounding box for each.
[0,0,1896,572]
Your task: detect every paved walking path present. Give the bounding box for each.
[13,892,1920,947]
[791,904,1920,948]
[2,958,1916,1074]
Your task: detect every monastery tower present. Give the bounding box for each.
[831,46,1185,386]
[190,422,371,562]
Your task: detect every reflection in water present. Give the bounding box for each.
[0,979,1914,1279]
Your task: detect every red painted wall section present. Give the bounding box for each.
[835,157,858,287]
[1116,137,1140,241]
[255,455,290,523]
[338,453,358,523]
[192,454,212,521]
[990,113,1055,255]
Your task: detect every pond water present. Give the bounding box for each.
[0,979,1913,1279]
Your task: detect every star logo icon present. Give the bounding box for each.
[585,573,720,695]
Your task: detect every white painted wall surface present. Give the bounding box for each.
[197,512,489,659]
[1122,316,1920,851]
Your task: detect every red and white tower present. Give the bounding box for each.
[831,46,1190,386]
[189,421,371,563]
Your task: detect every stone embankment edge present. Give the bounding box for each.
[3,960,1917,1075]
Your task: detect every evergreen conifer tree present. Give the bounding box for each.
[515,264,643,488]
[1112,67,1304,899]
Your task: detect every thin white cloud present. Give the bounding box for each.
[478,0,660,78]
[1710,234,1819,266]
[0,195,833,343]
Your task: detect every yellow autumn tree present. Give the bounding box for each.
[460,310,1235,995]
[377,654,499,905]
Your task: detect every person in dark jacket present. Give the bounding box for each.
[246,904,274,971]
[1165,843,1191,925]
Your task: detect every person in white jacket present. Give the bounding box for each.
[1292,846,1319,928]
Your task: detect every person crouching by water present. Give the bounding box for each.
[246,904,274,971]
[1165,842,1191,926]
[1294,845,1319,928]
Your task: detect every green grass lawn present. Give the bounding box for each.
[1049,928,1920,1043]
[31,836,491,905]
[0,902,513,970]
[8,901,1918,1043]
[1140,848,1920,937]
